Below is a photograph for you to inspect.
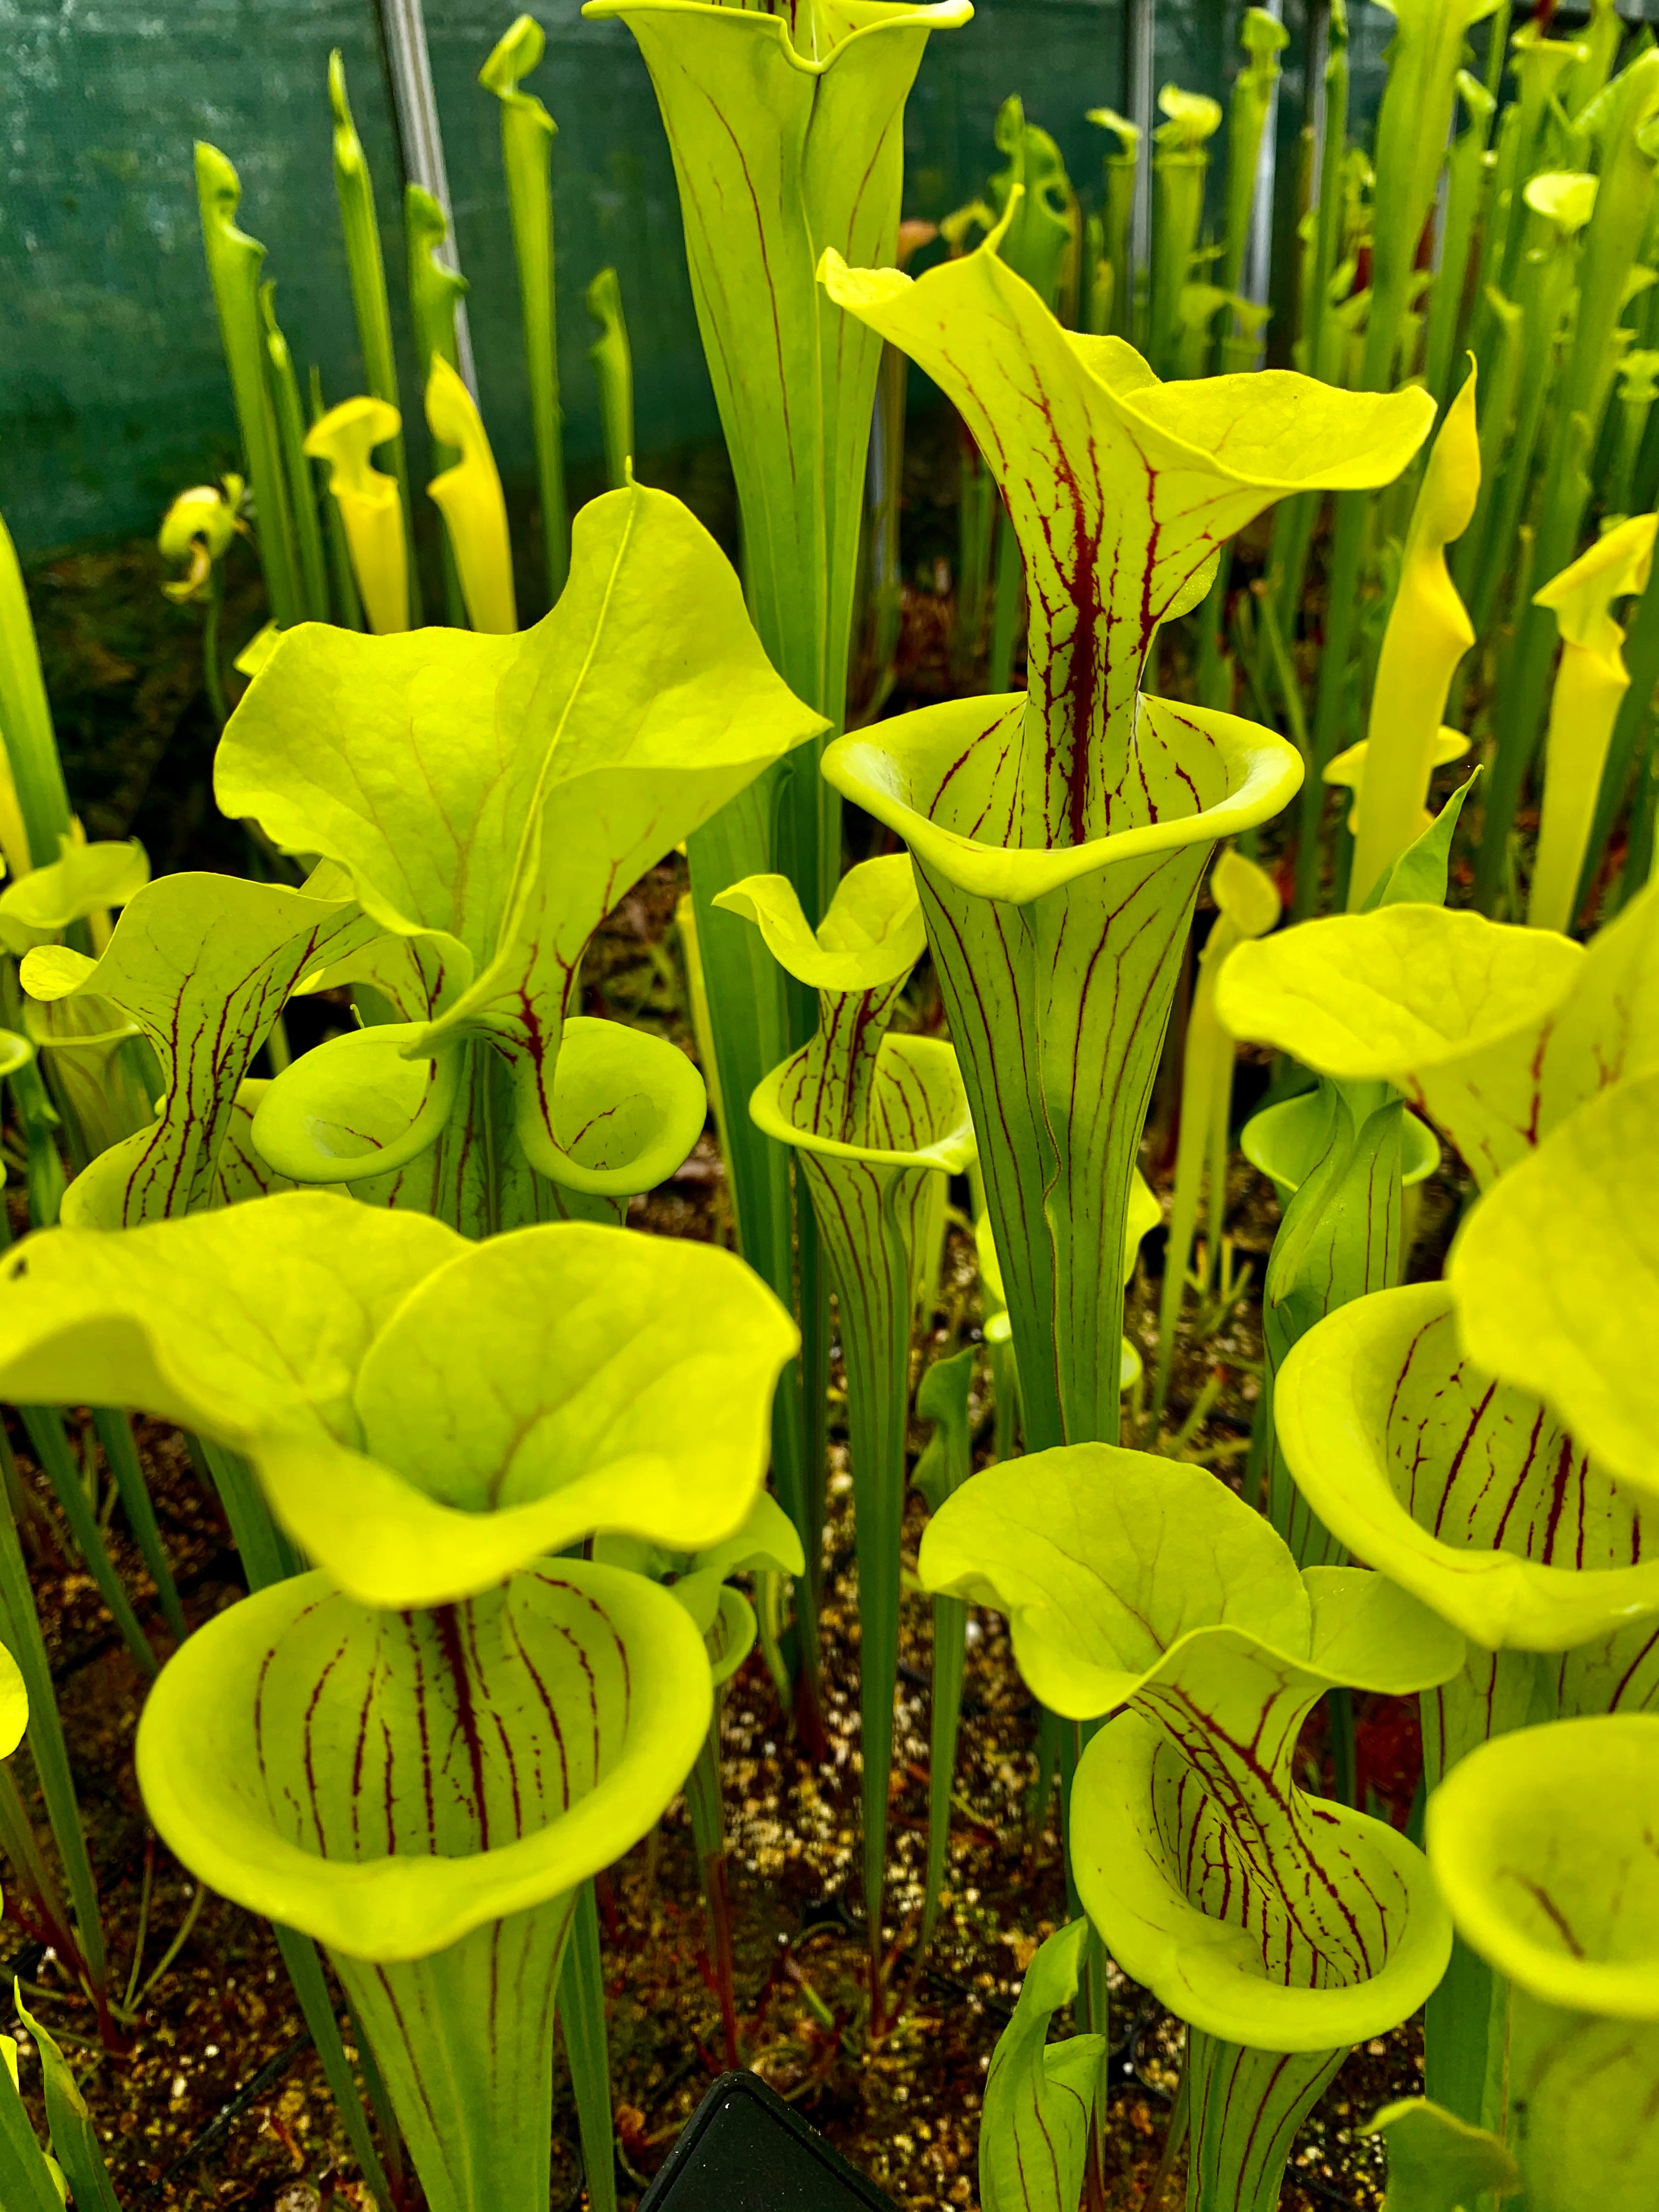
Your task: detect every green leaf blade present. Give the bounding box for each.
[980,1920,1106,2212]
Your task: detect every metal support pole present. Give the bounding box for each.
[1306,0,1331,176]
[1127,0,1156,283]
[1246,0,1286,307]
[374,0,478,395]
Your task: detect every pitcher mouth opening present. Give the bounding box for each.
[1274,1284,1659,1652]
[1074,1713,1452,2054]
[136,1563,712,1964]
[580,0,975,76]
[748,1036,975,1173]
[823,692,1302,905]
[1426,1714,1659,2020]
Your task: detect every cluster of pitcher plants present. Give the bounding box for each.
[0,0,1656,2205]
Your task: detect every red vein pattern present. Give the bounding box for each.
[1082,1643,1427,2212]
[608,0,955,723]
[50,874,377,1230]
[1187,2032,1345,2212]
[904,695,1233,1447]
[781,971,911,1145]
[246,1570,633,2212]
[820,245,1399,838]
[1380,1304,1659,1783]
[979,1923,1102,2211]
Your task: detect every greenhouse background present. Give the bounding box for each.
[4,2,1659,2203]
[0,0,1559,559]
[4,0,1654,879]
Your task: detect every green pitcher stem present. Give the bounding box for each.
[586,267,635,496]
[1304,492,1370,907]
[987,507,1024,697]
[404,191,470,637]
[915,839,1211,1448]
[860,337,907,716]
[1462,244,1570,641]
[309,365,367,631]
[1423,1936,1506,2136]
[17,1404,156,1678]
[1057,1714,1084,1918]
[1268,489,1318,658]
[499,95,568,607]
[273,1923,399,2212]
[1294,0,1348,408]
[672,1743,738,2066]
[1187,2033,1345,2212]
[799,1143,919,1991]
[92,1407,187,1643]
[1151,152,1207,378]
[328,54,422,624]
[260,286,330,622]
[202,560,233,720]
[1576,514,1659,915]
[0,513,74,867]
[556,1881,620,2212]
[190,1434,304,1589]
[953,456,996,679]
[921,1592,967,1958]
[988,1335,1020,1463]
[0,1464,107,1997]
[1155,929,1232,1415]
[331,1898,575,2212]
[683,1719,741,2064]
[1194,548,1233,712]
[1419,1649,1551,2132]
[194,145,304,630]
[686,796,823,1711]
[1423,94,1497,416]
[1261,1079,1406,1567]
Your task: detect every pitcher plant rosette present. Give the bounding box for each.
[919,1449,1462,2212]
[211,482,826,1238]
[1258,881,1659,2124]
[0,1194,798,2212]
[818,218,1434,1447]
[1235,881,1659,1707]
[714,853,973,2002]
[1248,884,1659,1778]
